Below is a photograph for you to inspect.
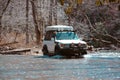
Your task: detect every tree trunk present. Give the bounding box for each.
[48,0,53,25]
[26,0,29,44]
[0,17,2,32]
[68,15,71,25]
[31,0,40,45]
[38,0,43,45]
[53,0,57,25]
[0,17,2,42]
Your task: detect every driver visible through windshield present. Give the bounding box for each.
[55,32,79,40]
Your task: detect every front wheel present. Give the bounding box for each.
[79,48,87,55]
[55,45,60,55]
[42,45,49,55]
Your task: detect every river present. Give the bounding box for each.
[0,51,120,80]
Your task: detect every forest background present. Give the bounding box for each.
[0,0,120,52]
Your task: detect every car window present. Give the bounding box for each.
[44,31,54,40]
[56,32,79,40]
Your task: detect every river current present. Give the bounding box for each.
[0,50,120,80]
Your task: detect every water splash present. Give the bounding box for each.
[84,50,120,58]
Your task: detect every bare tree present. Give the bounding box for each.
[0,0,11,40]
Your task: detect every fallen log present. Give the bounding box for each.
[85,13,120,47]
[101,34,120,45]
[0,48,31,55]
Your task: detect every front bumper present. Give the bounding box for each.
[59,47,87,56]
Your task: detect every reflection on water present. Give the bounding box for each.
[0,51,120,80]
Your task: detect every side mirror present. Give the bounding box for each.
[41,38,44,41]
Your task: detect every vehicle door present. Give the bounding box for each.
[43,31,55,53]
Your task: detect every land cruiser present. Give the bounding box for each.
[42,25,87,57]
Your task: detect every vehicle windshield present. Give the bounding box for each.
[55,32,79,40]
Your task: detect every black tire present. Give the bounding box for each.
[42,45,49,55]
[55,45,60,55]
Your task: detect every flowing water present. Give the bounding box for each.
[0,51,120,80]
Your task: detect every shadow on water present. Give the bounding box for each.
[34,55,84,59]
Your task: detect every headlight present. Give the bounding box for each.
[60,44,70,48]
[60,44,65,48]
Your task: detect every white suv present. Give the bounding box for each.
[42,25,87,57]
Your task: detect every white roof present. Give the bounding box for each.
[46,25,73,31]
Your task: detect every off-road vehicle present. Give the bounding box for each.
[42,25,87,57]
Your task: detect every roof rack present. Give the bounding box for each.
[45,25,74,31]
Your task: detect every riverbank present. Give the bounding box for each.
[0,45,120,55]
